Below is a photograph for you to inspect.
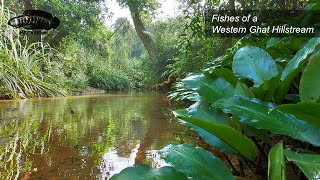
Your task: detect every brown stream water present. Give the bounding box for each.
[0,92,194,179]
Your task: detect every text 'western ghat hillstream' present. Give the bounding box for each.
[205,10,320,37]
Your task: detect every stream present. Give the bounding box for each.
[0,92,195,179]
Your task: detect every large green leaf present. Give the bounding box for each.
[300,48,320,102]
[285,149,320,180]
[173,115,257,161]
[182,73,234,102]
[110,165,188,180]
[275,102,320,128]
[242,124,269,143]
[234,82,255,98]
[281,35,320,81]
[174,101,237,154]
[160,144,234,180]
[268,142,286,180]
[207,68,238,87]
[232,46,278,87]
[276,36,320,103]
[213,96,320,146]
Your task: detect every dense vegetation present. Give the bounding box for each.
[1,0,320,179]
[0,0,185,98]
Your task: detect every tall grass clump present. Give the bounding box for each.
[0,6,66,98]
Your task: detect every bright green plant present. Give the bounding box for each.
[0,6,66,98]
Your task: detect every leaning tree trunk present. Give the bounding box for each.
[128,5,158,64]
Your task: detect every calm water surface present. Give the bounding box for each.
[0,92,194,179]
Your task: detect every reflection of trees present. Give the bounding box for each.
[0,93,154,178]
[0,92,195,179]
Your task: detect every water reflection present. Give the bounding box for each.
[0,92,193,179]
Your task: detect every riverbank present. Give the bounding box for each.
[0,88,106,100]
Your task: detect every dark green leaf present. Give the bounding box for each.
[174,101,237,154]
[182,73,234,102]
[285,94,301,103]
[266,38,292,58]
[173,115,257,161]
[207,68,238,87]
[266,38,280,48]
[275,102,320,128]
[300,48,320,102]
[234,82,255,98]
[276,36,320,103]
[242,125,269,143]
[111,165,188,180]
[213,97,320,146]
[160,144,234,180]
[285,149,320,180]
[268,142,286,180]
[233,46,278,87]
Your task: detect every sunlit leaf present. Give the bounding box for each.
[173,115,257,161]
[233,46,278,87]
[160,144,234,180]
[110,164,188,180]
[268,142,286,180]
[213,96,320,146]
[174,101,237,154]
[276,36,320,103]
[181,73,234,102]
[285,149,320,180]
[207,68,238,87]
[275,102,320,128]
[234,82,255,98]
[300,48,320,102]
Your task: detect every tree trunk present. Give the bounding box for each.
[229,0,235,10]
[128,5,158,64]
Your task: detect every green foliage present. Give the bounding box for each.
[299,47,320,102]
[88,63,132,91]
[275,102,320,128]
[214,97,320,146]
[0,6,65,98]
[116,0,159,19]
[160,144,235,180]
[110,164,188,180]
[172,114,257,161]
[285,149,320,180]
[32,0,105,46]
[233,46,279,87]
[181,74,235,102]
[173,101,237,153]
[268,142,286,180]
[275,36,320,103]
